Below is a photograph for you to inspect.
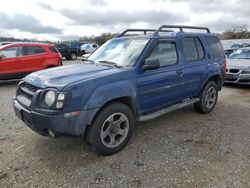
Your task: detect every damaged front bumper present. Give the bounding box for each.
[13,99,99,137]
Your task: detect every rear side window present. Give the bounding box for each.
[182,37,204,62]
[24,46,45,55]
[50,46,59,53]
[206,36,224,58]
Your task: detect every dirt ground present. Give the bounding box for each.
[1,60,250,187]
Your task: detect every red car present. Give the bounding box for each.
[0,43,62,80]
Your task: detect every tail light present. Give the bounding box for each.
[223,56,227,73]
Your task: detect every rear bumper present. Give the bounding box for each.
[13,99,99,137]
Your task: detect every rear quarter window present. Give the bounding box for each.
[50,46,59,53]
[206,36,224,58]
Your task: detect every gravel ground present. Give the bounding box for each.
[0,59,250,188]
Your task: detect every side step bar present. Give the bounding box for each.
[138,98,199,122]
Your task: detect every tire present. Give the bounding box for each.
[65,56,71,60]
[194,81,218,114]
[86,102,134,155]
[70,53,77,60]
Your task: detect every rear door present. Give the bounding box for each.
[137,40,185,113]
[180,36,207,97]
[20,45,47,72]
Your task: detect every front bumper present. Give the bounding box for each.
[225,72,250,85]
[13,99,99,137]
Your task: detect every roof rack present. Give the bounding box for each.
[117,25,211,38]
[117,29,156,37]
[154,25,211,35]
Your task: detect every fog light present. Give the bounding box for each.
[56,102,63,108]
[58,93,65,101]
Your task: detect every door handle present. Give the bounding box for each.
[176,70,183,77]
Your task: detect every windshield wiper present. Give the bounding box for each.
[97,60,122,68]
[81,59,94,63]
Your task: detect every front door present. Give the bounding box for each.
[137,40,185,114]
[0,46,23,79]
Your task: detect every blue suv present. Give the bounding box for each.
[13,25,226,155]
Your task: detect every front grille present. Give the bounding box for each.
[23,82,39,93]
[17,82,40,106]
[229,69,240,73]
[226,78,237,82]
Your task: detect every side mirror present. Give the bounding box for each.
[0,55,4,61]
[142,58,160,71]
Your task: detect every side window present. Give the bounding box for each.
[206,36,224,58]
[182,37,204,62]
[24,46,45,56]
[195,38,204,59]
[0,47,22,58]
[147,41,177,67]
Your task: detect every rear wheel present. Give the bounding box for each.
[86,103,134,155]
[70,53,77,60]
[194,81,218,114]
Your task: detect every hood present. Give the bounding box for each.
[227,58,250,70]
[24,63,126,90]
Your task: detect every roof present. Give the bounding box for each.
[0,42,53,50]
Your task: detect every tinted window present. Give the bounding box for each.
[50,46,59,53]
[195,38,204,59]
[24,46,45,55]
[147,41,177,67]
[206,36,224,58]
[182,37,204,62]
[182,38,198,61]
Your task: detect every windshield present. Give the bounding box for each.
[88,38,149,67]
[228,49,250,59]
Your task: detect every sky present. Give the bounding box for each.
[0,0,249,41]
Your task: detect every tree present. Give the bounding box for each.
[220,25,250,39]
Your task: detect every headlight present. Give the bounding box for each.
[45,91,56,107]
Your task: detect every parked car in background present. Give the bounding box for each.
[80,43,98,55]
[13,25,226,155]
[242,43,250,47]
[54,43,78,60]
[230,44,243,49]
[225,47,250,85]
[224,43,243,56]
[224,48,236,56]
[0,43,62,80]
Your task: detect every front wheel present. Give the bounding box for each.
[194,81,218,114]
[86,103,134,155]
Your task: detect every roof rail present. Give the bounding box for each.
[154,25,211,35]
[117,29,156,37]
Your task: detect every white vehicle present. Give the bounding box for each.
[80,43,98,54]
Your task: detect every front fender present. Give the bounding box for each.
[84,80,137,109]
